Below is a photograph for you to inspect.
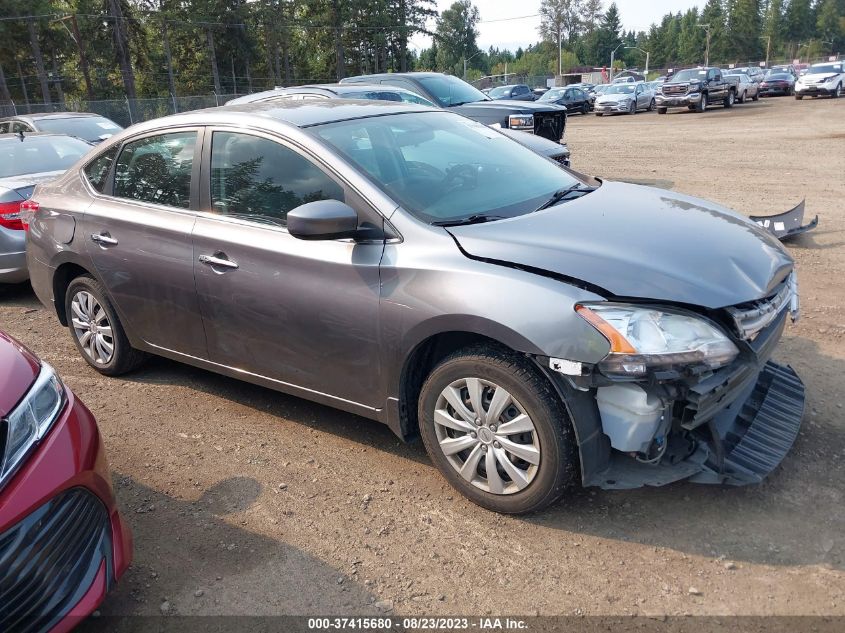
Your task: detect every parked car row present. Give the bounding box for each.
[0,67,820,628]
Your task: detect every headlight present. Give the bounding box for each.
[508,114,534,130]
[488,122,502,129]
[576,304,739,377]
[0,363,65,487]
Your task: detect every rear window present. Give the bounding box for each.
[0,135,92,178]
[35,116,123,143]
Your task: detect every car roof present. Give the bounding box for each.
[0,112,103,122]
[120,99,433,136]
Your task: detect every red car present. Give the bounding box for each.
[0,331,131,632]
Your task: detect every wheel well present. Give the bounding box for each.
[53,263,91,325]
[398,332,517,440]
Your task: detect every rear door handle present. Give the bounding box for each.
[198,253,239,270]
[90,232,118,246]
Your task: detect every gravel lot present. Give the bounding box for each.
[2,95,844,624]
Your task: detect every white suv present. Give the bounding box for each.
[795,61,844,99]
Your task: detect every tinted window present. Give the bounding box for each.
[0,135,92,178]
[114,131,196,208]
[84,146,119,193]
[34,116,122,143]
[210,131,344,228]
[0,122,9,133]
[11,122,32,133]
[417,75,489,107]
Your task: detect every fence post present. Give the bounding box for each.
[126,96,133,124]
[171,92,178,114]
[213,91,219,106]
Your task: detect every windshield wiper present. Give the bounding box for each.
[533,184,595,212]
[432,214,507,227]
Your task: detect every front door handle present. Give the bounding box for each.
[90,232,118,246]
[198,253,239,270]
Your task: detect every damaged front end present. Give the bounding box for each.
[542,273,805,490]
[750,200,818,241]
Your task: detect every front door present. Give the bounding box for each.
[192,129,384,408]
[82,128,207,357]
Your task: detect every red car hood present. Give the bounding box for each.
[0,331,40,417]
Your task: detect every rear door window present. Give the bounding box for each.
[84,146,119,193]
[113,131,197,208]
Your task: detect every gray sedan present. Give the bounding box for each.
[0,133,92,283]
[26,101,804,513]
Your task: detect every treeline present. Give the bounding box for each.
[1,0,843,107]
[0,0,436,105]
[420,0,845,79]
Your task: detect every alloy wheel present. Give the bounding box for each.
[433,377,540,495]
[71,291,114,365]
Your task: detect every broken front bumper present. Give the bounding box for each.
[547,302,805,491]
[750,200,818,241]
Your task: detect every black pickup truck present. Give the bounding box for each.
[341,72,567,144]
[656,67,739,113]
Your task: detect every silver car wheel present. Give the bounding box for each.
[433,378,540,495]
[71,291,114,365]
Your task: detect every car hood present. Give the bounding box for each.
[596,93,634,104]
[447,181,793,309]
[0,331,40,417]
[800,72,840,82]
[456,100,566,114]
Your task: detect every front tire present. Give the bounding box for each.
[418,346,578,514]
[648,98,655,111]
[738,90,746,103]
[724,90,735,108]
[628,100,636,115]
[65,275,147,376]
[834,83,842,99]
[696,93,707,112]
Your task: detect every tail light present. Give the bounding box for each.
[0,200,25,231]
[19,200,40,230]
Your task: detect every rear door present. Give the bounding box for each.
[81,127,207,357]
[191,128,384,407]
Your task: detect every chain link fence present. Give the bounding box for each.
[0,94,244,128]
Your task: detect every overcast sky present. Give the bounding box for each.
[409,0,704,53]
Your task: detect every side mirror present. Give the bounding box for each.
[287,199,360,241]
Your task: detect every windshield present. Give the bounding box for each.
[417,75,490,107]
[488,86,510,98]
[539,89,564,101]
[607,84,636,94]
[809,64,842,75]
[34,116,122,143]
[594,85,610,93]
[671,69,707,82]
[312,111,584,224]
[0,135,92,177]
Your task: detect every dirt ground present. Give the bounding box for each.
[1,95,844,624]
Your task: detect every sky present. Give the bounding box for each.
[409,0,704,53]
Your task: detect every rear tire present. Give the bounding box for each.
[795,94,803,100]
[738,90,746,103]
[752,92,759,101]
[834,83,842,99]
[628,100,636,115]
[65,275,147,376]
[418,345,578,514]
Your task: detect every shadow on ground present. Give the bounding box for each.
[78,474,377,629]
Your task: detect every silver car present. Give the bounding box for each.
[26,100,805,514]
[0,133,92,283]
[594,82,655,115]
[726,72,760,103]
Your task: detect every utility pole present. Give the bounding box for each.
[699,23,711,66]
[760,35,771,68]
[207,28,222,95]
[17,60,30,113]
[625,46,650,76]
[27,18,51,105]
[610,43,624,81]
[231,55,237,94]
[558,24,562,78]
[162,20,177,107]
